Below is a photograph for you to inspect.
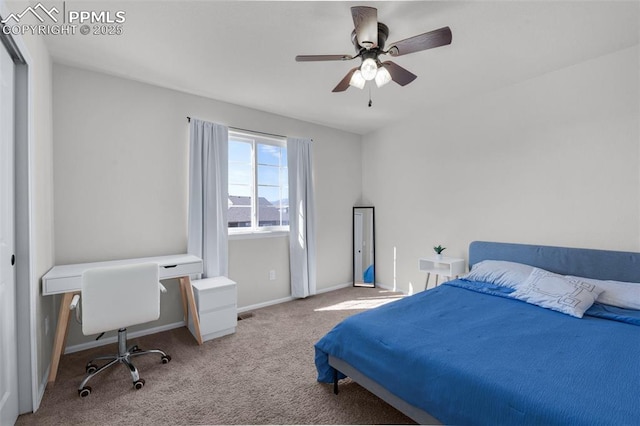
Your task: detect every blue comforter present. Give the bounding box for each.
[315,280,640,425]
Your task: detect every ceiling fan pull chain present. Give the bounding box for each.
[368,86,373,107]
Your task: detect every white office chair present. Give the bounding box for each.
[70,263,171,397]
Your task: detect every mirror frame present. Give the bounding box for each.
[353,206,375,287]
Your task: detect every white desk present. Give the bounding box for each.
[42,254,204,385]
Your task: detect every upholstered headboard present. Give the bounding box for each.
[469,241,640,283]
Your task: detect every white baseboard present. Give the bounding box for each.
[35,365,50,412]
[236,282,352,313]
[376,282,410,294]
[237,296,295,313]
[64,283,376,354]
[317,281,406,295]
[316,282,352,294]
[64,321,187,354]
[375,282,395,291]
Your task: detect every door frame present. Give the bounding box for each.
[1,26,18,425]
[0,0,38,414]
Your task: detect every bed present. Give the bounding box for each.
[315,241,640,425]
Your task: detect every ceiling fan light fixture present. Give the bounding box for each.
[349,69,366,89]
[375,66,392,88]
[360,58,378,81]
[295,6,452,93]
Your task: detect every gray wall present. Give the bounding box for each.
[362,46,640,294]
[51,64,362,347]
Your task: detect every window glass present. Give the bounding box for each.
[228,132,288,231]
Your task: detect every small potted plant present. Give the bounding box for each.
[433,245,446,260]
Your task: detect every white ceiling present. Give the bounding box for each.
[41,1,639,135]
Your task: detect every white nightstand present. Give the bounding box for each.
[419,256,466,290]
[188,276,237,342]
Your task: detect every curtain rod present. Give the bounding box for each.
[187,116,290,140]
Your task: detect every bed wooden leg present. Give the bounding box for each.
[333,368,339,395]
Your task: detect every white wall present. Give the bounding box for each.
[51,64,362,347]
[229,236,290,308]
[363,46,640,294]
[25,38,56,399]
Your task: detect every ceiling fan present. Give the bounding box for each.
[295,6,452,92]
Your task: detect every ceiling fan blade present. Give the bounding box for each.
[351,6,378,48]
[332,68,358,92]
[387,26,452,57]
[381,61,417,86]
[296,54,354,62]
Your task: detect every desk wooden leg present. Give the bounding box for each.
[47,292,74,385]
[179,279,188,322]
[180,276,203,345]
[424,273,431,291]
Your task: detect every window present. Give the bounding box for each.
[228,130,288,232]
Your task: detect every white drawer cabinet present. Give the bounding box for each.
[188,276,237,342]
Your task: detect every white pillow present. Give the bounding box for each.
[463,260,534,289]
[510,268,603,318]
[568,276,640,310]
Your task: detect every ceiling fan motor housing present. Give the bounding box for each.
[351,22,389,53]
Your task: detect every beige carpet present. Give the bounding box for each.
[17,286,416,425]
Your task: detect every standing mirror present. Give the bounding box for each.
[353,206,375,287]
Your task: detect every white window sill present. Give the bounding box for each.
[228,230,289,240]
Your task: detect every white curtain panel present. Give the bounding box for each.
[287,137,317,298]
[188,118,229,277]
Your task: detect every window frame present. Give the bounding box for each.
[227,130,289,235]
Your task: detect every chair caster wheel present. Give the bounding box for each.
[161,355,171,364]
[85,363,98,374]
[133,379,145,390]
[78,386,92,397]
[130,345,140,353]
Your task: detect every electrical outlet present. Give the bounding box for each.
[45,316,50,336]
[269,270,276,281]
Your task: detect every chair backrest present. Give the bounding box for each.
[81,263,161,336]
